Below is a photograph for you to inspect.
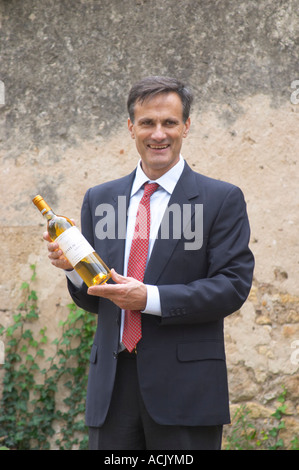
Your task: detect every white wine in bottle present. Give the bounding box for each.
[32,195,111,287]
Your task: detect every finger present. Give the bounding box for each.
[48,248,63,259]
[110,268,129,284]
[87,286,101,296]
[42,232,58,252]
[42,231,73,270]
[43,231,52,242]
[49,247,73,268]
[87,284,114,296]
[51,257,73,270]
[48,241,60,253]
[87,282,126,300]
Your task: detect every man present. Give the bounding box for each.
[45,76,254,450]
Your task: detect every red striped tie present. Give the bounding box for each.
[122,182,159,352]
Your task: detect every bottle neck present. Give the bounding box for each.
[32,195,55,219]
[43,209,55,220]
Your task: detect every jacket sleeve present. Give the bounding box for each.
[158,185,255,325]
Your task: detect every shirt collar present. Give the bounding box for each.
[131,155,185,197]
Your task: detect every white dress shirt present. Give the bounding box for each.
[66,155,185,337]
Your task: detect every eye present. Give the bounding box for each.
[139,119,153,126]
[165,119,178,126]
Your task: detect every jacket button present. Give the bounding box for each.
[113,351,118,359]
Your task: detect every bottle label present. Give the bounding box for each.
[56,226,94,266]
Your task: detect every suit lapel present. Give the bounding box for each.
[144,163,200,285]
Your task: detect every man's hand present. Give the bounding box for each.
[87,269,147,311]
[43,231,73,271]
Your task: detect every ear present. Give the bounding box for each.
[183,117,191,138]
[128,118,135,139]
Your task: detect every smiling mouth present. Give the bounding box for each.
[148,144,170,149]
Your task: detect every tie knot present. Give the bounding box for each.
[143,182,159,198]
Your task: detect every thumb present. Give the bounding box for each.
[110,268,129,284]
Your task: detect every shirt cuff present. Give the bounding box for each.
[142,285,162,316]
[65,269,83,288]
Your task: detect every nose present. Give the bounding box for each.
[151,124,167,141]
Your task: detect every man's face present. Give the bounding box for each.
[128,92,191,180]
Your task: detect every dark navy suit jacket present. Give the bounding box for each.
[68,161,254,427]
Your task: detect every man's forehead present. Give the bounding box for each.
[134,92,184,117]
[136,91,181,106]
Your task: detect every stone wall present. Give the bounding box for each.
[1,0,298,447]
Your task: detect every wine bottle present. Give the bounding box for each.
[32,195,111,287]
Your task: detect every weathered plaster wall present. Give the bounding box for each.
[1,0,298,446]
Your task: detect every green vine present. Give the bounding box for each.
[0,264,96,450]
[225,386,299,450]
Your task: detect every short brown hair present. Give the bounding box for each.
[127,76,193,123]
